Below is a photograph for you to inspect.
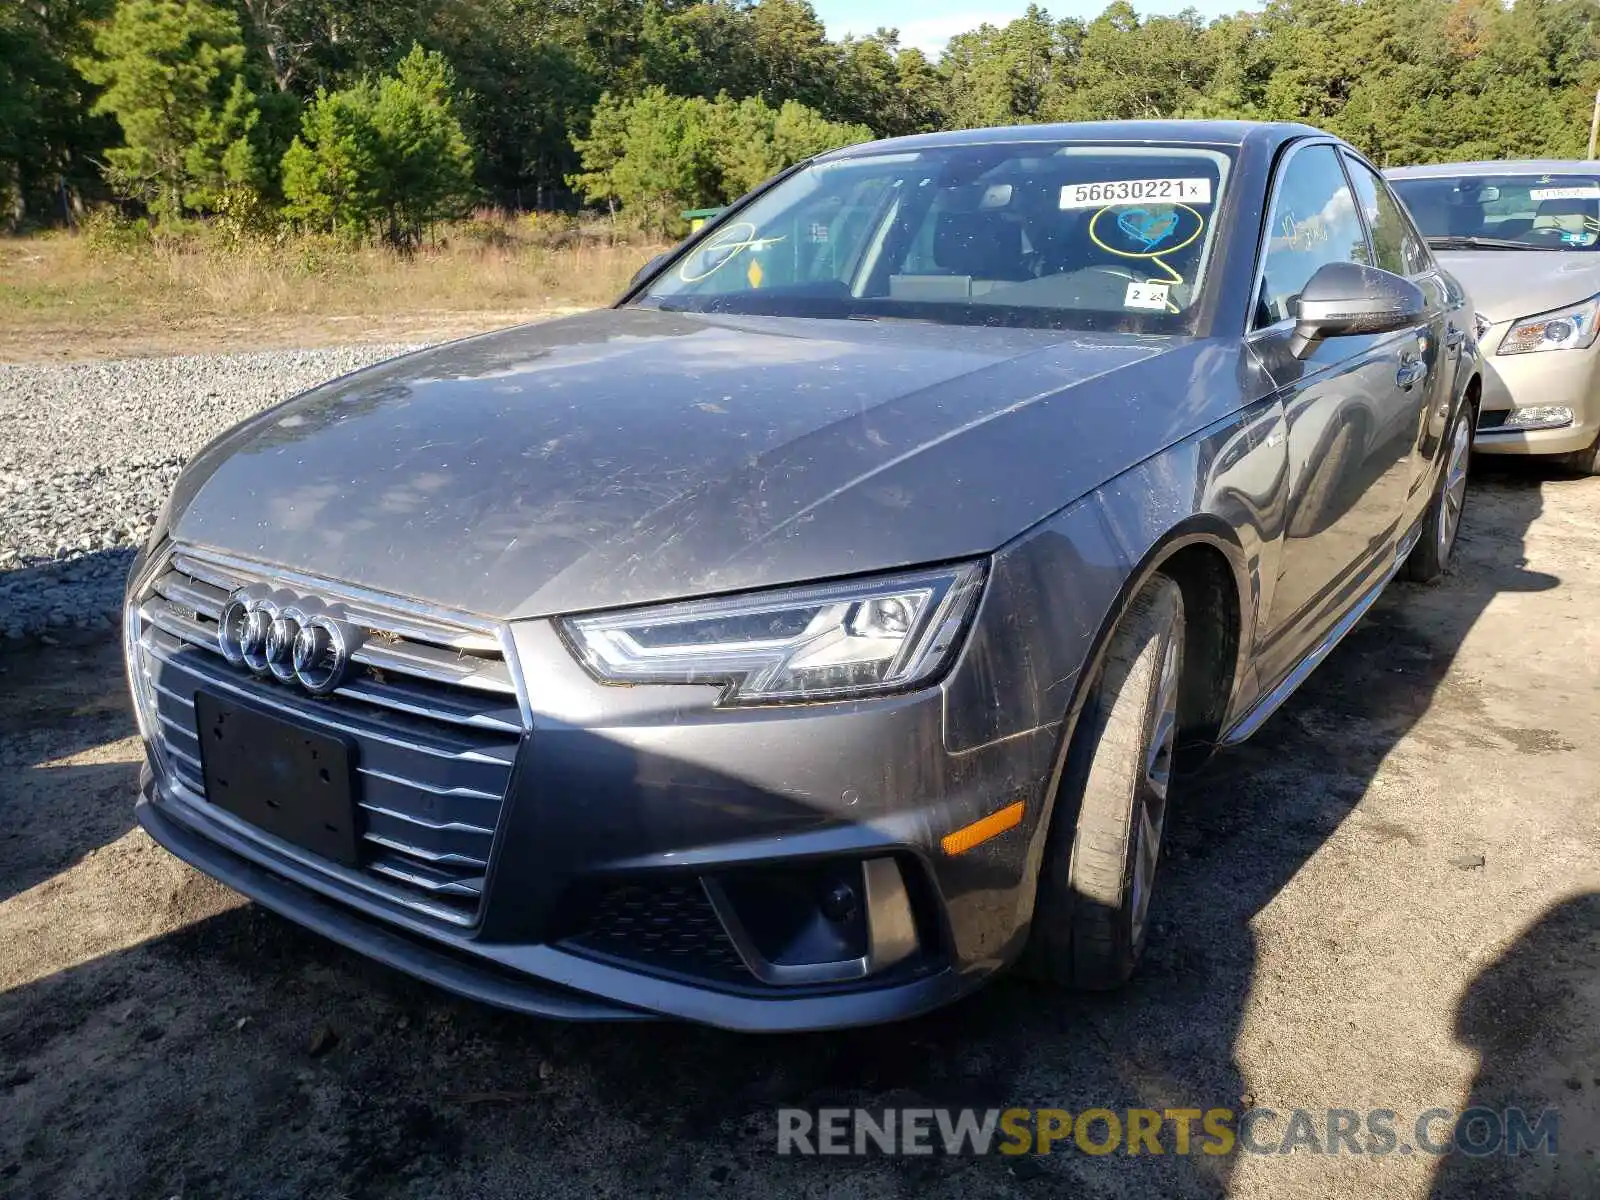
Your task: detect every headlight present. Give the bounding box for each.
[562,562,986,703]
[1498,295,1600,355]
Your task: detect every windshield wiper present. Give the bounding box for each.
[1426,235,1560,251]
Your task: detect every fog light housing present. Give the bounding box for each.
[705,857,923,986]
[1503,405,1575,431]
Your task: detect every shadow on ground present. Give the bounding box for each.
[1432,891,1600,1199]
[0,546,135,640]
[0,620,138,905]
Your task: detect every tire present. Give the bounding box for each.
[1401,397,1474,583]
[1553,431,1600,477]
[1021,574,1185,990]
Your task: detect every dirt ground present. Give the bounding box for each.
[2,459,1597,1200]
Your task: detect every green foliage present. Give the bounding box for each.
[281,83,382,240]
[281,46,476,246]
[210,181,281,245]
[1058,4,1213,122]
[570,86,869,234]
[15,0,1600,235]
[943,6,1075,128]
[75,0,260,219]
[79,205,154,253]
[372,46,479,244]
[0,0,112,228]
[571,88,722,234]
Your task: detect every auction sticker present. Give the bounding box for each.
[1124,280,1171,310]
[1062,178,1212,209]
[1530,185,1600,201]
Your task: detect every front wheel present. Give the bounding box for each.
[1402,398,1474,583]
[1020,574,1185,990]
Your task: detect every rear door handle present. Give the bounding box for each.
[1444,326,1466,354]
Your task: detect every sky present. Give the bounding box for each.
[813,0,1243,56]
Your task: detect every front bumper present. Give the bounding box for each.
[1474,321,1600,455]
[136,770,990,1030]
[129,551,1064,1031]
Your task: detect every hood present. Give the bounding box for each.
[1436,250,1600,324]
[169,308,1245,619]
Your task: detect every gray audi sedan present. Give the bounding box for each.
[126,121,1481,1031]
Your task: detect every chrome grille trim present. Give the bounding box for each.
[143,651,515,766]
[358,802,496,836]
[335,676,522,735]
[169,550,506,655]
[161,774,486,923]
[142,589,523,727]
[161,737,203,776]
[367,856,485,898]
[355,765,501,802]
[363,832,487,867]
[350,638,517,696]
[131,544,530,927]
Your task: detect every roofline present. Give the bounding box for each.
[816,120,1329,164]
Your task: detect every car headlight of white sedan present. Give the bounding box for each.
[1497,294,1600,355]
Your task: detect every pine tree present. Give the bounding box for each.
[281,45,475,246]
[76,0,260,219]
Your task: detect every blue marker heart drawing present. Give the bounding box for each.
[1117,206,1180,250]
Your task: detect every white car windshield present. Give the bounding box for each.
[639,141,1235,333]
[1390,173,1600,251]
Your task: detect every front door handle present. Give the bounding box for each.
[1397,355,1428,390]
[1444,325,1466,355]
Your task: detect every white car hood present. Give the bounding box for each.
[1438,250,1600,324]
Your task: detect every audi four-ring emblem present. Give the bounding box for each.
[217,587,360,695]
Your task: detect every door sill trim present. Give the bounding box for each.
[1221,520,1419,746]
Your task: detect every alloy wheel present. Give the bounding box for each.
[1130,633,1179,947]
[1438,409,1472,564]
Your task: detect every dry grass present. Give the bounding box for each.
[0,216,666,362]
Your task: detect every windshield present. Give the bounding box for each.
[637,142,1235,334]
[1390,173,1600,251]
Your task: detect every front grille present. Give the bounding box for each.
[560,881,752,983]
[131,546,527,927]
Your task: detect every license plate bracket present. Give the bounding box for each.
[194,691,361,866]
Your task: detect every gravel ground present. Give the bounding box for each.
[0,347,419,639]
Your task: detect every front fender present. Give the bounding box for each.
[936,395,1289,947]
[944,394,1288,756]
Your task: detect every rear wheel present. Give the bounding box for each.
[1402,398,1473,583]
[1021,575,1184,990]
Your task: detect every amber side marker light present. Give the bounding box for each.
[941,801,1025,856]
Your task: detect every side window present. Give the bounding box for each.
[1344,155,1431,276]
[1255,145,1370,328]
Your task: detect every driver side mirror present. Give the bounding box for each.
[1290,261,1427,358]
